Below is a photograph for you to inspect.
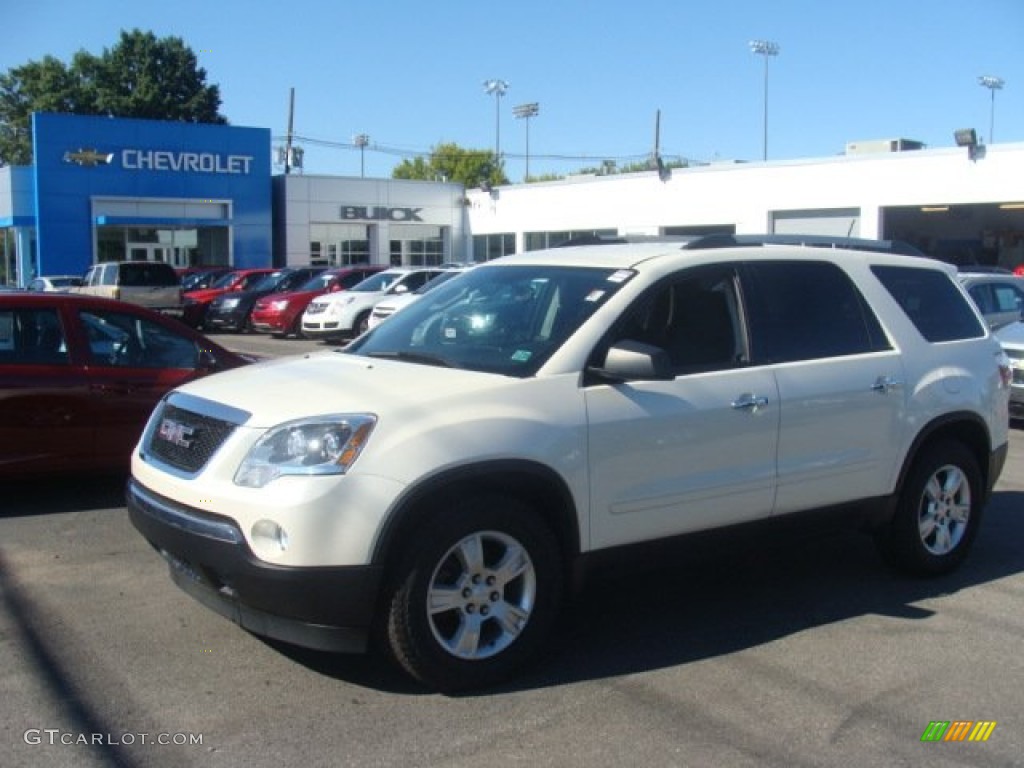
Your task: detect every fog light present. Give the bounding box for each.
[251,519,289,556]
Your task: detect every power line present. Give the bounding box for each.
[276,132,683,167]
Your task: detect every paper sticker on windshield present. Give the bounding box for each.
[585,290,606,303]
[444,327,457,339]
[607,270,633,283]
[511,349,532,362]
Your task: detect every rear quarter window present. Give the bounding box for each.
[872,265,985,342]
[119,263,180,287]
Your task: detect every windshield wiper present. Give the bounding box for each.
[364,351,459,368]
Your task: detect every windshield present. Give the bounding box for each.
[347,265,632,377]
[351,271,405,293]
[211,271,242,289]
[300,272,337,292]
[249,271,289,292]
[412,270,461,295]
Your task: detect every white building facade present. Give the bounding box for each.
[464,142,1024,269]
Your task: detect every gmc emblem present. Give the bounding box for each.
[158,418,196,449]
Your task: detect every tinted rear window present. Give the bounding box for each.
[872,265,985,342]
[118,263,180,287]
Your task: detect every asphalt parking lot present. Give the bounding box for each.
[3,331,1023,767]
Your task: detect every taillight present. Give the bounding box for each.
[997,351,1012,389]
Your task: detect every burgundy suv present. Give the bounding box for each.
[249,265,385,337]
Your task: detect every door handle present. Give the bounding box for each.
[731,393,769,413]
[871,375,904,394]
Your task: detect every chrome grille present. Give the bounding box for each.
[146,401,236,473]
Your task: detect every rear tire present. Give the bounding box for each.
[383,495,563,692]
[877,440,982,576]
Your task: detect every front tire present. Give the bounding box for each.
[878,440,983,576]
[384,496,563,691]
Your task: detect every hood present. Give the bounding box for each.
[995,320,1024,347]
[186,287,232,301]
[257,289,320,306]
[173,349,514,428]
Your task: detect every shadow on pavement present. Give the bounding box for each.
[2,473,128,517]
[275,489,1024,696]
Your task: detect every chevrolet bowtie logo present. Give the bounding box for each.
[63,148,114,167]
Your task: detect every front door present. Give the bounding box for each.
[126,244,172,263]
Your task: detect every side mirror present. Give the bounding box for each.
[588,339,675,382]
[197,348,218,370]
[392,284,409,294]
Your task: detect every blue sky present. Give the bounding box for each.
[4,0,1022,180]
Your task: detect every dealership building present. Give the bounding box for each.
[2,112,1023,286]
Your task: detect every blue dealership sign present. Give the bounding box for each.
[31,112,272,276]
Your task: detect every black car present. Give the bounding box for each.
[204,267,326,332]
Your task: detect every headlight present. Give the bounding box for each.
[269,299,290,310]
[234,414,376,488]
[218,297,241,309]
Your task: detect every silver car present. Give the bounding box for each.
[995,320,1024,420]
[958,272,1024,331]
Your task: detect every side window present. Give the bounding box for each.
[605,265,744,374]
[398,272,434,293]
[744,261,891,363]
[873,265,985,343]
[340,272,368,289]
[100,265,117,286]
[992,283,1024,313]
[0,308,69,365]
[81,310,199,369]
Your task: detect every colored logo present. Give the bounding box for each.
[921,721,997,742]
[63,148,114,167]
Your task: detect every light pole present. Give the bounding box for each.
[749,39,780,161]
[353,133,369,177]
[978,75,1005,143]
[513,102,539,181]
[483,79,509,160]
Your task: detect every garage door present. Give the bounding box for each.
[772,208,861,237]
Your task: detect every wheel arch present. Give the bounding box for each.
[894,411,995,506]
[371,460,581,575]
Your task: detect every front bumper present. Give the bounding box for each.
[205,308,249,331]
[127,478,382,653]
[250,312,289,333]
[301,318,349,338]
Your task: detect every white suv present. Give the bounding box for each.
[128,238,1011,691]
[301,267,446,339]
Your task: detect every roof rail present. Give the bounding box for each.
[681,233,927,257]
[555,234,699,248]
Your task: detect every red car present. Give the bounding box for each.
[249,265,385,337]
[183,268,278,328]
[0,293,249,477]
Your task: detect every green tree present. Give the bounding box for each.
[392,142,508,188]
[0,29,226,166]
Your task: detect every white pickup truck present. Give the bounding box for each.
[75,261,183,314]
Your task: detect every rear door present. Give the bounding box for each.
[740,260,906,514]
